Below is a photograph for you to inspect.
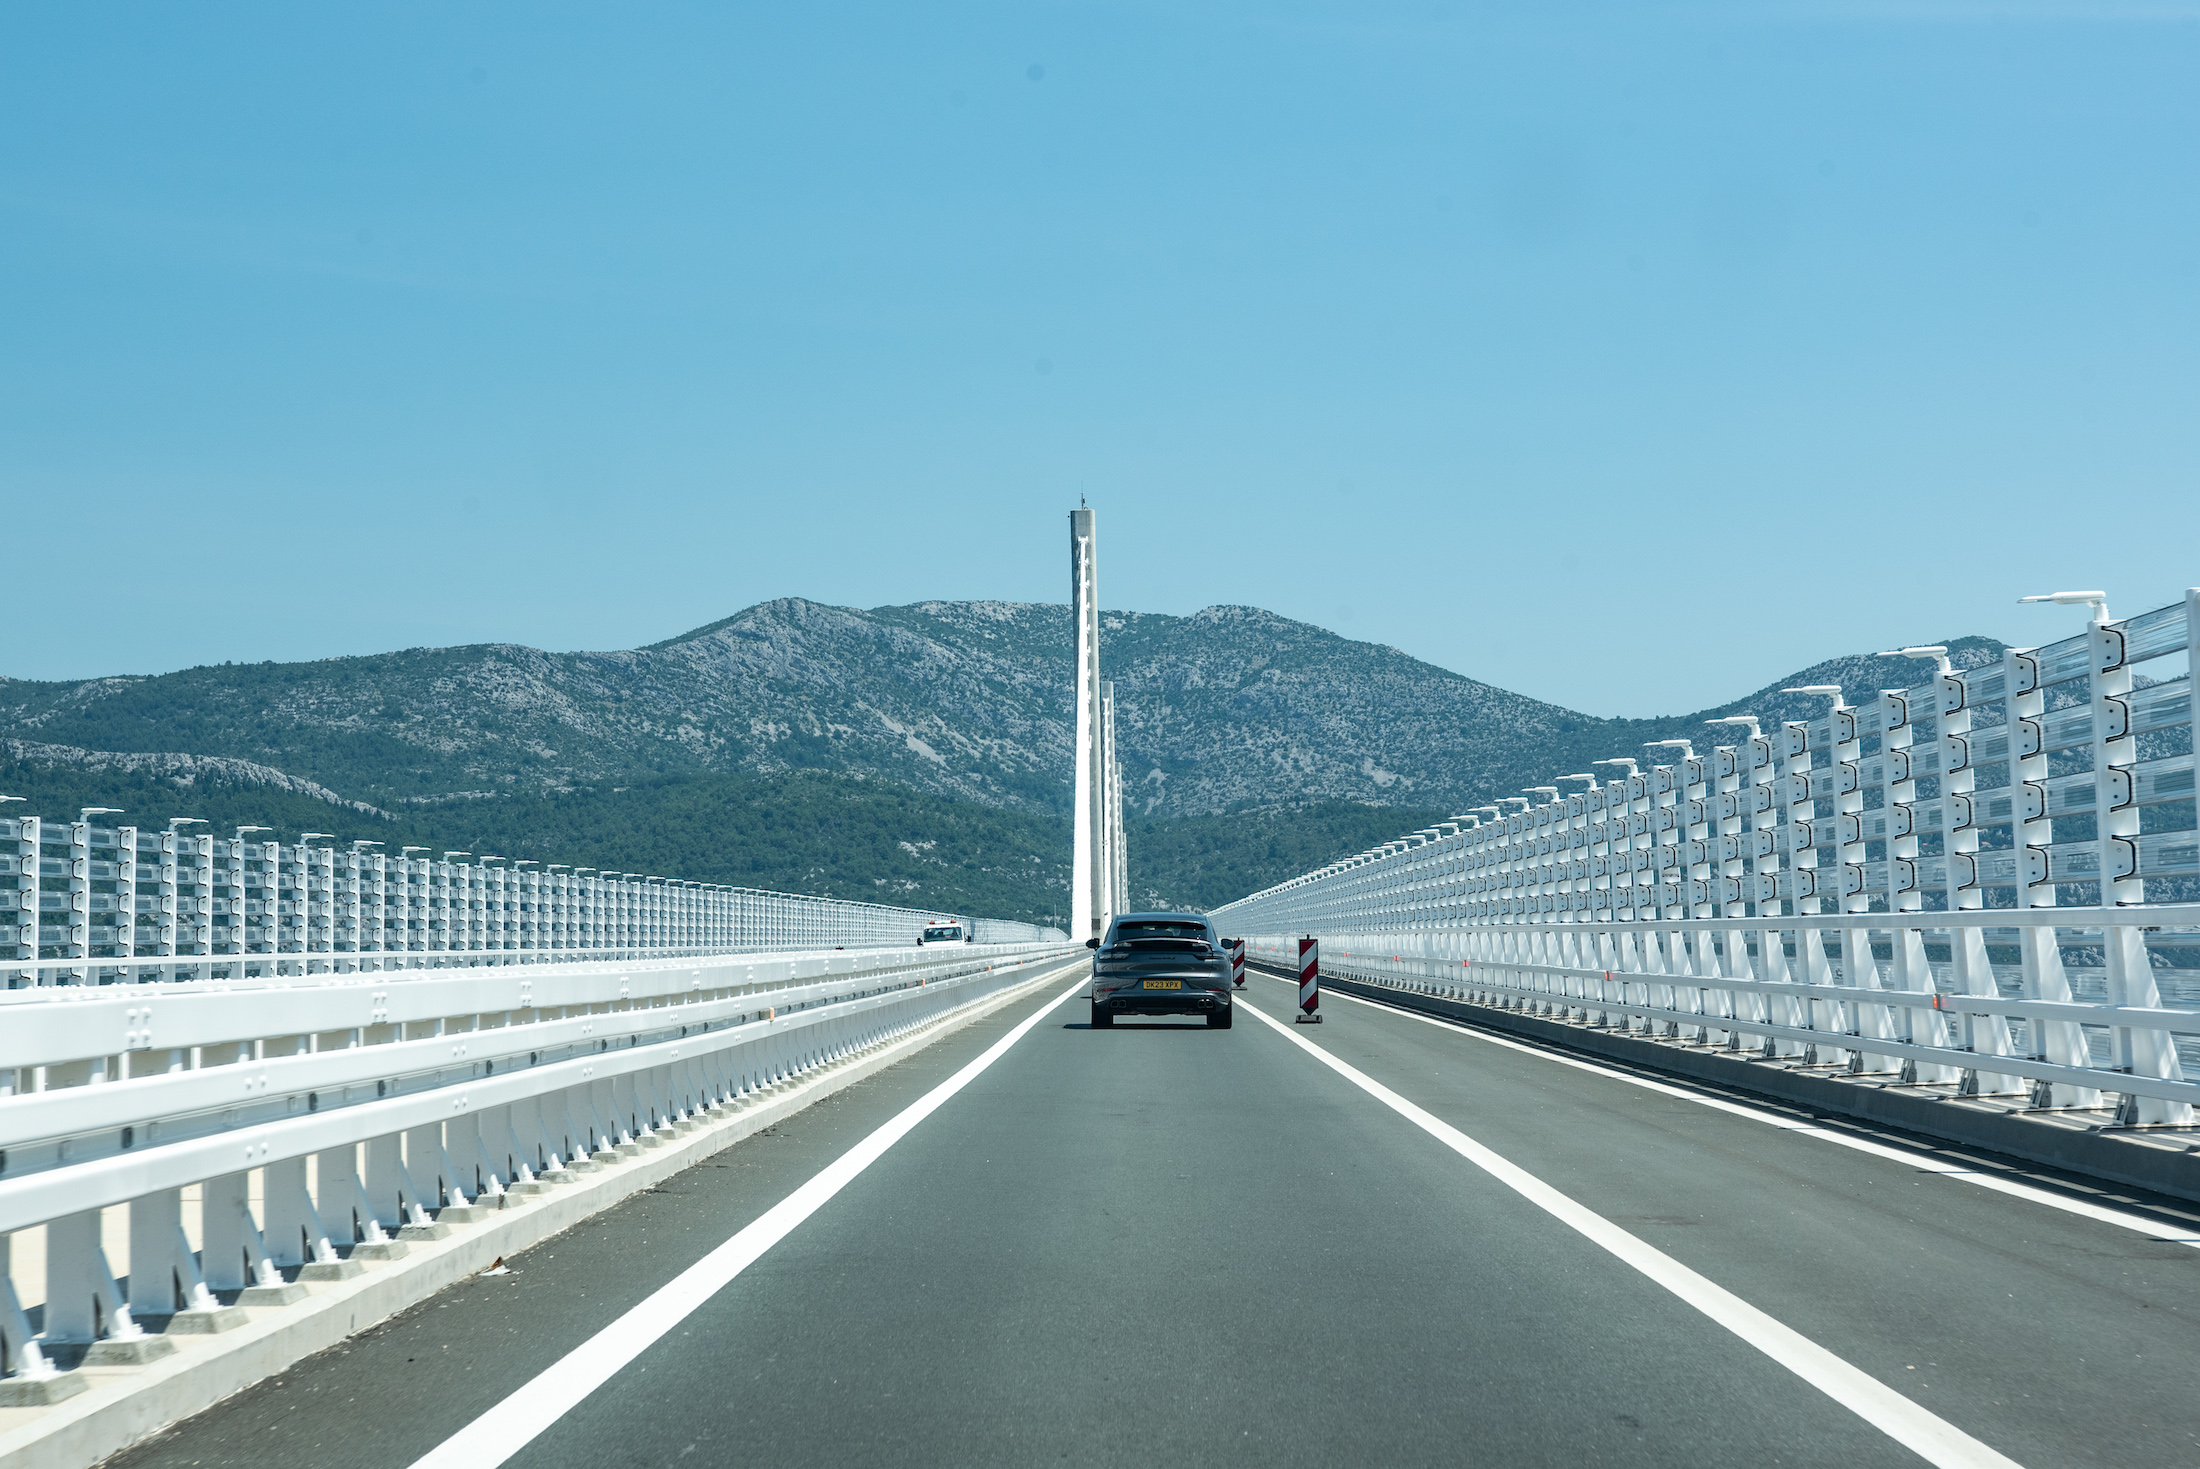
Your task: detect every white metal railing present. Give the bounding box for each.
[0,939,1075,1390]
[1216,588,2200,1128]
[0,814,1064,987]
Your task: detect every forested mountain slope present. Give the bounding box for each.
[0,602,2002,920]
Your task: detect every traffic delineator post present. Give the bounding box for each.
[1229,938,1246,988]
[1297,936,1322,1023]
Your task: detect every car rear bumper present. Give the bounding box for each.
[1095,987,1231,1015]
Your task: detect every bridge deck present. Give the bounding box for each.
[106,963,2200,1469]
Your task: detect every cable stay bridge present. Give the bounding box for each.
[5,540,2200,1468]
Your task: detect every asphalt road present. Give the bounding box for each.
[109,963,2200,1469]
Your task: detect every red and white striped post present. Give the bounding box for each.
[1229,938,1246,988]
[1296,936,1322,1023]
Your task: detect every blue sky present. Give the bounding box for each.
[4,2,2195,715]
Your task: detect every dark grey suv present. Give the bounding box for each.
[1088,912,1233,1029]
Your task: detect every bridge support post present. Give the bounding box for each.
[366,1133,435,1230]
[44,1209,169,1360]
[263,1156,351,1277]
[405,1121,466,1210]
[585,1079,622,1160]
[126,1190,188,1316]
[536,1092,581,1174]
[318,1144,397,1249]
[500,1104,544,1183]
[202,1172,302,1302]
[0,1234,84,1403]
[468,1104,512,1194]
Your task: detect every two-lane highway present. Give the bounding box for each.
[110,963,2200,1468]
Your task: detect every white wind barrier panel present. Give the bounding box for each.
[0,824,1064,988]
[1215,590,2200,1129]
[0,939,1074,1388]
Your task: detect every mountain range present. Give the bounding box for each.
[0,601,2004,922]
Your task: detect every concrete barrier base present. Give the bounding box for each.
[0,1374,85,1408]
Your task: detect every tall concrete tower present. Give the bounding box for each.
[1102,680,1126,915]
[1070,508,1103,941]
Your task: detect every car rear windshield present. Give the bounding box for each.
[1111,921,1211,943]
[923,926,960,940]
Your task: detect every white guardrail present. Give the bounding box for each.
[0,815,1063,984]
[1217,589,2200,1129]
[0,938,1075,1395]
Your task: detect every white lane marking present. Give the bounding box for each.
[1238,999,2024,1469]
[407,967,1092,1469]
[1259,972,2200,1247]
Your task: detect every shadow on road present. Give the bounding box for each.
[1063,1020,1222,1032]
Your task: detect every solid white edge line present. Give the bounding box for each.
[1237,997,2025,1469]
[405,965,1092,1469]
[1259,971,2200,1246]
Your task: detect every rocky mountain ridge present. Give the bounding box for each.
[0,600,2004,824]
[0,603,2008,919]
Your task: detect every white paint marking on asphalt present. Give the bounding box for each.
[405,966,1091,1469]
[1238,997,2026,1469]
[1260,972,2200,1247]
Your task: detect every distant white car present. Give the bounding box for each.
[919,920,970,945]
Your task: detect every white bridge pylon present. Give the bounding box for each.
[1070,507,1126,941]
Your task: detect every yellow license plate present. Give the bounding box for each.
[1142,980,1182,990]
